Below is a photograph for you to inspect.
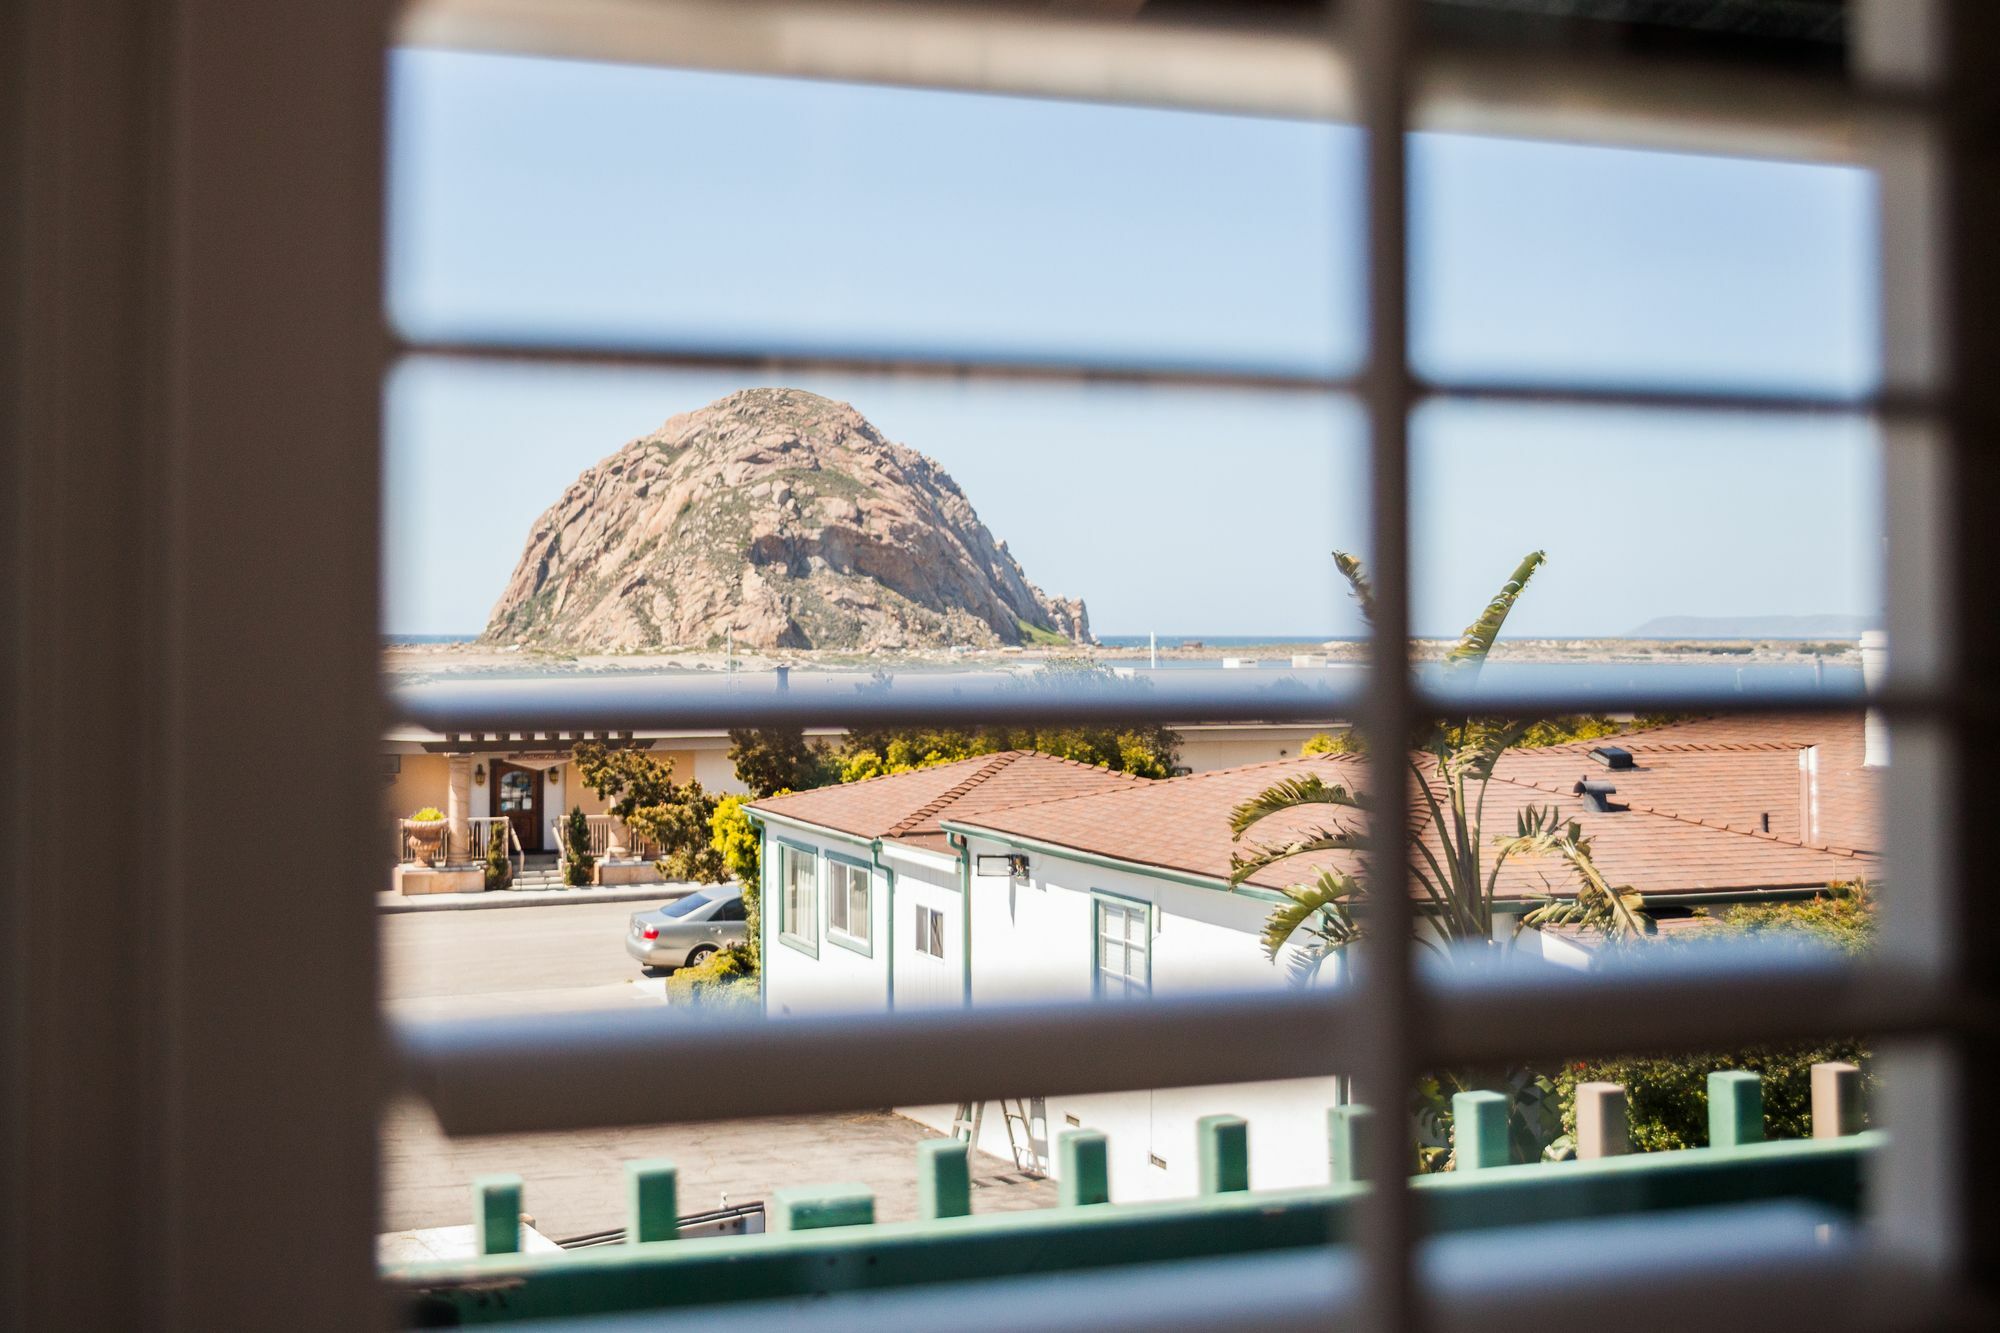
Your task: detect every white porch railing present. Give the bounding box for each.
[468,816,525,883]
[553,814,661,872]
[393,817,524,881]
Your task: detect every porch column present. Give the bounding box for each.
[447,755,473,863]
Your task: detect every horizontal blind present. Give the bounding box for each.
[385,1,1968,1328]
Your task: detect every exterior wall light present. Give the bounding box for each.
[473,762,486,786]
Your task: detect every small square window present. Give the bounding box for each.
[915,905,946,959]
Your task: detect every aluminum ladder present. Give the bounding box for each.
[950,1098,1049,1177]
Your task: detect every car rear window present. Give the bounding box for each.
[660,890,725,918]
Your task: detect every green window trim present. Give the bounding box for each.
[772,835,820,960]
[1089,888,1155,999]
[823,849,876,958]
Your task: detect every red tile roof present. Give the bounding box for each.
[944,714,1877,902]
[747,750,1150,854]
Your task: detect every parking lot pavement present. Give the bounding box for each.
[381,900,1062,1235]
[383,898,652,1019]
[383,1099,1060,1238]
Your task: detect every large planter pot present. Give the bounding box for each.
[403,819,448,867]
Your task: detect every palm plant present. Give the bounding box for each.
[1228,549,1648,1167]
[1230,549,1579,967]
[1503,806,1648,939]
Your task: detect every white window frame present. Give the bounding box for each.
[1091,893,1152,1000]
[366,3,1986,1322]
[825,851,874,956]
[13,1,1980,1327]
[914,904,947,960]
[774,838,820,958]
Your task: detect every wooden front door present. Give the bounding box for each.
[492,760,544,853]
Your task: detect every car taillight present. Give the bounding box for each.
[642,926,658,940]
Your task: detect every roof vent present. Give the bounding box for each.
[1589,745,1635,770]
[1573,777,1629,813]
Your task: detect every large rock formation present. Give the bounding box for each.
[483,388,1094,653]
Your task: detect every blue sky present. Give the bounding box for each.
[384,49,1881,640]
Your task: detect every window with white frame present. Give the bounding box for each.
[1094,897,1150,999]
[914,905,946,960]
[349,4,1990,1332]
[778,842,818,952]
[827,856,872,948]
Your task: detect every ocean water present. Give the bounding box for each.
[1097,634,1351,649]
[383,632,1864,706]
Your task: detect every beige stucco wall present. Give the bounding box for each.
[540,748,705,823]
[1177,724,1342,774]
[384,751,450,825]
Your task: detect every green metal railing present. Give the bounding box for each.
[394,1066,1874,1327]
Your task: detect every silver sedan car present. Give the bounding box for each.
[625,885,748,972]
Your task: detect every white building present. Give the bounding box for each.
[749,750,1339,1203]
[747,717,1877,1202]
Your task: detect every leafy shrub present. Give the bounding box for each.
[632,784,729,884]
[727,728,840,796]
[709,796,762,970]
[709,795,759,884]
[1302,731,1356,755]
[484,821,512,891]
[561,807,594,886]
[572,741,728,884]
[410,806,445,822]
[1558,883,1876,1149]
[664,943,758,1011]
[835,722,1179,783]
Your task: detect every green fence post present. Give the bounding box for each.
[768,1185,875,1232]
[1452,1091,1511,1172]
[626,1160,679,1244]
[1329,1105,1374,1185]
[1574,1082,1630,1159]
[1058,1130,1111,1207]
[918,1138,972,1220]
[474,1174,523,1256]
[1811,1062,1864,1138]
[1709,1070,1765,1148]
[1196,1115,1250,1195]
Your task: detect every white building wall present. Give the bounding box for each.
[899,834,1342,1203]
[761,829,890,1019]
[886,852,966,1012]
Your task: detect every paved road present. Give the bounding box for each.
[383,898,660,1021]
[380,902,1059,1237]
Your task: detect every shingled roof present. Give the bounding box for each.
[747,750,1151,854]
[945,714,1876,902]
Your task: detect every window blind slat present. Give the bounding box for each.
[389,674,1909,736]
[399,953,1946,1138]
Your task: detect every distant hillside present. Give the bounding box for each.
[483,388,1092,653]
[1623,614,1871,640]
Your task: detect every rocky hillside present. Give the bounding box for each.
[482,389,1093,653]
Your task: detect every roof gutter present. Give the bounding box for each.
[1638,884,1856,908]
[746,807,879,851]
[939,821,1290,904]
[946,831,972,1005]
[873,836,894,1012]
